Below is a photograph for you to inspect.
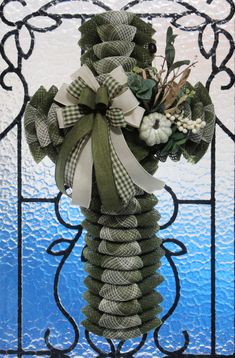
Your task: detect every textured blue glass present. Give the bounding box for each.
[159,204,212,354]
[0,1,234,356]
[22,201,86,351]
[0,129,18,350]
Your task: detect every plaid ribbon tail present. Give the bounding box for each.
[110,127,165,192]
[108,127,135,206]
[106,108,126,127]
[58,105,86,128]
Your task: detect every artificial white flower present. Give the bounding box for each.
[139,112,172,146]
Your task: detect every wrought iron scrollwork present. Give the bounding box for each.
[45,229,82,356]
[154,238,189,356]
[0,0,234,357]
[85,330,147,357]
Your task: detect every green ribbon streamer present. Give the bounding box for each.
[92,112,121,210]
[55,85,121,211]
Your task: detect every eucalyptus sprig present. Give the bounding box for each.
[152,26,197,109]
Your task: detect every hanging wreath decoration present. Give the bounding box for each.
[24,11,215,340]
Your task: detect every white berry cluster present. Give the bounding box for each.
[165,111,206,134]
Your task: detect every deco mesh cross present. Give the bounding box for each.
[0,0,234,357]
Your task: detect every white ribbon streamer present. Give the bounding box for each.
[111,88,140,114]
[54,83,78,106]
[124,106,145,128]
[109,65,128,85]
[56,107,65,129]
[71,65,100,92]
[110,127,165,193]
[71,137,93,208]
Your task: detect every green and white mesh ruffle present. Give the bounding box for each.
[81,188,165,339]
[23,10,165,340]
[156,82,215,164]
[79,11,156,75]
[24,86,65,164]
[23,82,165,340]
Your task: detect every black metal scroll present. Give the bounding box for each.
[0,0,234,357]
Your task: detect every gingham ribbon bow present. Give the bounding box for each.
[54,65,164,210]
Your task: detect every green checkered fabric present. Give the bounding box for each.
[83,247,144,270]
[93,41,135,59]
[24,10,165,340]
[64,136,88,187]
[98,214,138,228]
[83,311,141,330]
[85,262,144,285]
[99,226,141,243]
[83,220,160,241]
[67,76,87,100]
[84,234,162,256]
[34,114,51,148]
[101,314,141,329]
[106,108,125,127]
[83,246,163,271]
[109,135,135,206]
[188,102,213,143]
[100,196,142,215]
[131,44,155,68]
[79,11,156,75]
[61,105,86,128]
[85,274,164,300]
[82,170,164,339]
[85,261,161,285]
[82,208,161,228]
[100,269,141,285]
[83,305,161,329]
[82,318,161,340]
[97,24,137,42]
[98,236,141,256]
[93,56,136,75]
[84,290,163,315]
[47,103,65,147]
[98,312,142,329]
[202,104,215,143]
[98,296,143,315]
[103,74,123,99]
[25,105,47,150]
[99,282,142,301]
[82,183,164,339]
[95,11,134,25]
[82,167,164,339]
[24,86,64,164]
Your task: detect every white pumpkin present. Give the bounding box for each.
[139,112,172,146]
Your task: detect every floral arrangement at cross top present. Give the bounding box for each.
[127,26,215,164]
